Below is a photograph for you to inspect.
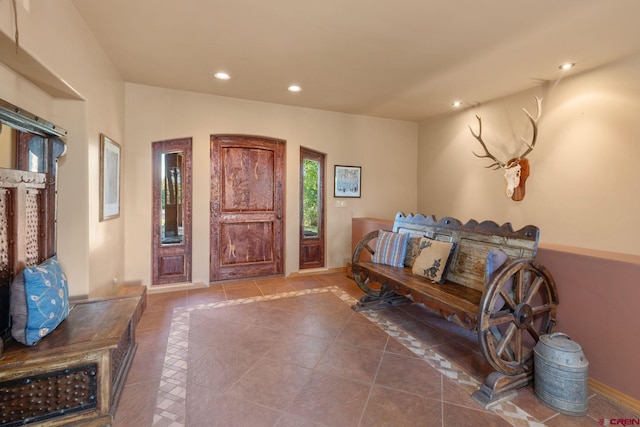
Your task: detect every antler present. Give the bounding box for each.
[469,116,506,170]
[516,96,542,160]
[469,96,543,169]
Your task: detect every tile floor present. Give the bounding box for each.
[113,272,637,426]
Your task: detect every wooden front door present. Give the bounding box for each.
[210,135,285,282]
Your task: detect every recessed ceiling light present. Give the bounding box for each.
[288,85,302,92]
[452,100,462,107]
[559,63,575,71]
[214,72,231,80]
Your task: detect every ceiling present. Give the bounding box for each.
[70,0,640,122]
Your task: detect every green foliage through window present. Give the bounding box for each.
[302,158,319,235]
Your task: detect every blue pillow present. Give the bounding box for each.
[485,249,508,285]
[11,256,70,345]
[372,230,409,268]
[485,249,512,312]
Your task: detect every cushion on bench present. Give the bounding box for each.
[411,237,456,284]
[10,256,70,346]
[403,235,423,268]
[485,249,512,311]
[372,230,409,268]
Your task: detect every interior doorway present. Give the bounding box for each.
[210,135,285,282]
[299,147,325,269]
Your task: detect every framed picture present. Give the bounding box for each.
[334,165,361,198]
[100,133,121,221]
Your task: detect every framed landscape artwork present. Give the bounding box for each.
[334,165,361,198]
[100,133,121,221]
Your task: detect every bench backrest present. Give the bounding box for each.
[392,212,539,292]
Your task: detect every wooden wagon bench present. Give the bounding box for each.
[351,212,559,406]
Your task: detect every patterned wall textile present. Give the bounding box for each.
[1,170,46,342]
[25,190,40,267]
[0,187,11,340]
[0,189,8,269]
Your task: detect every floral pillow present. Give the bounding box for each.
[372,230,409,268]
[411,237,456,284]
[11,256,70,345]
[403,236,423,268]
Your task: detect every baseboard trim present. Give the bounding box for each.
[147,282,208,294]
[288,267,347,277]
[589,378,640,416]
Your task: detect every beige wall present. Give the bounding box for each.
[418,54,640,256]
[0,0,125,297]
[124,84,417,287]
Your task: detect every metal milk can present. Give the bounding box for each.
[533,332,589,416]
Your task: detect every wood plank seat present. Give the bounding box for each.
[351,212,559,407]
[354,260,482,325]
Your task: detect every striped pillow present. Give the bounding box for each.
[372,230,409,268]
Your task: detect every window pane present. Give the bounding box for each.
[302,158,319,238]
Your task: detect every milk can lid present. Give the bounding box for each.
[539,333,583,353]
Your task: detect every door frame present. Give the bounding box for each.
[299,147,325,269]
[151,137,193,286]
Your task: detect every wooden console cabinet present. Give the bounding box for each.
[0,291,145,426]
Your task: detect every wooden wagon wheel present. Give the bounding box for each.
[477,258,558,376]
[351,230,386,297]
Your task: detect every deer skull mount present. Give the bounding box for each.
[469,97,541,201]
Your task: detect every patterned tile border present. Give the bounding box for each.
[360,308,545,427]
[152,286,544,426]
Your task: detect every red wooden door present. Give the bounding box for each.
[210,135,285,282]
